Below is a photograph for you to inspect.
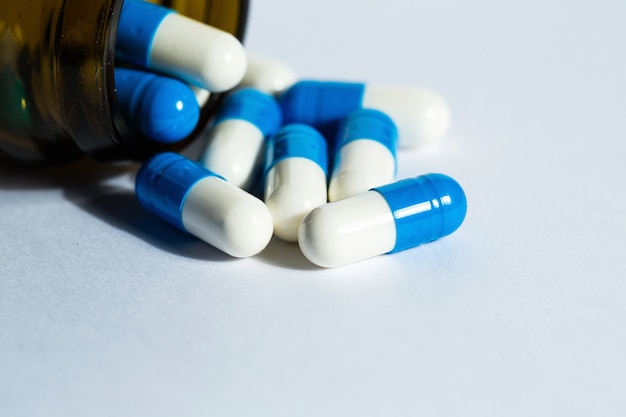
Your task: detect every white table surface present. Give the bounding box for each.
[2,0,626,415]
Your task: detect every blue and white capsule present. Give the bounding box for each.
[115,68,200,143]
[116,0,247,92]
[328,109,398,202]
[264,124,328,242]
[199,88,283,190]
[136,152,273,258]
[280,80,451,149]
[298,174,467,268]
[200,88,282,190]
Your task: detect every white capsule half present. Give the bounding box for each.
[362,86,450,149]
[265,159,328,242]
[136,152,274,258]
[150,13,247,92]
[299,191,397,267]
[189,84,211,107]
[181,176,273,258]
[239,55,298,96]
[264,125,328,242]
[200,120,265,190]
[328,140,396,201]
[328,109,398,201]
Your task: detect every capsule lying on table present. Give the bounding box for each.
[279,80,451,149]
[298,174,467,268]
[135,152,274,258]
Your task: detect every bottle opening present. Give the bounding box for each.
[0,0,248,163]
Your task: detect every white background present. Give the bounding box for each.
[2,0,626,415]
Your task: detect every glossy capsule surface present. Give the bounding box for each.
[298,174,467,267]
[115,68,200,143]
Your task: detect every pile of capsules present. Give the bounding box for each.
[117,0,467,268]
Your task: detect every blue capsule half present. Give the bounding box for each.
[265,124,328,176]
[116,0,174,69]
[334,108,398,157]
[115,67,200,143]
[373,174,467,253]
[213,87,283,137]
[279,80,365,140]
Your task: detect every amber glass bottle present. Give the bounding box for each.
[0,0,248,163]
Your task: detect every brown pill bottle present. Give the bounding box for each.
[0,0,248,163]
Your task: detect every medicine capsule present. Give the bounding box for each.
[264,124,328,242]
[279,80,451,149]
[298,174,467,268]
[115,68,200,143]
[199,88,282,190]
[239,55,298,96]
[116,0,247,92]
[328,109,398,202]
[135,152,274,258]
